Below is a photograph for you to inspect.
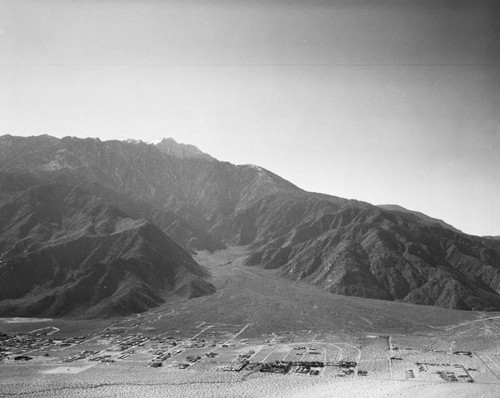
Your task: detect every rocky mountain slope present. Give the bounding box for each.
[377,204,462,233]
[155,137,215,161]
[0,134,301,248]
[245,204,500,310]
[1,134,500,313]
[0,172,214,317]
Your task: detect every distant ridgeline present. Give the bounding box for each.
[1,134,500,317]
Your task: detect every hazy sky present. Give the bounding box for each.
[1,0,499,236]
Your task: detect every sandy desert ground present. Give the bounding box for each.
[1,248,499,397]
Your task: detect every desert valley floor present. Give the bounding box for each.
[1,247,500,398]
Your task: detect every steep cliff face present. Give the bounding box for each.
[1,134,500,313]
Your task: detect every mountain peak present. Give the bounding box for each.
[155,137,214,161]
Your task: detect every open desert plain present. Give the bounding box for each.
[1,247,500,398]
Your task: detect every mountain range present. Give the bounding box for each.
[1,134,500,316]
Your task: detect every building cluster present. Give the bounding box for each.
[295,361,324,375]
[437,369,474,383]
[115,333,149,351]
[0,332,85,359]
[218,358,362,377]
[221,362,249,372]
[415,362,474,383]
[148,337,183,367]
[236,351,254,361]
[260,360,292,374]
[89,354,115,363]
[63,350,99,362]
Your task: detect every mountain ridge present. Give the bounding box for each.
[0,173,215,317]
[1,134,500,314]
[155,137,215,161]
[377,204,462,234]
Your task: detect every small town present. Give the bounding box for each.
[1,320,498,388]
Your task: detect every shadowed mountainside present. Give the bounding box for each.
[1,134,500,313]
[0,175,214,317]
[245,203,500,310]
